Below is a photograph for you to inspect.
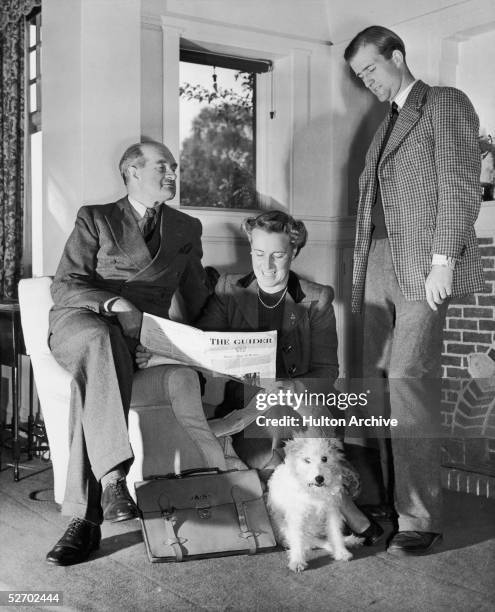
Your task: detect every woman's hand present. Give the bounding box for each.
[259,379,307,414]
[262,378,305,396]
[135,344,152,369]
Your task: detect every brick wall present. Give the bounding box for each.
[441,237,495,417]
[441,235,495,490]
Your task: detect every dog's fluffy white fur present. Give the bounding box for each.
[267,437,362,572]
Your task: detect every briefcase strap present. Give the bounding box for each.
[161,511,184,562]
[231,485,257,555]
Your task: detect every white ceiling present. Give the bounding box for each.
[325,0,468,44]
[146,0,482,46]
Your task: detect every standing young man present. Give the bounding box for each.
[344,26,484,555]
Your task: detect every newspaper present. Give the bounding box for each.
[140,313,277,386]
[207,404,271,438]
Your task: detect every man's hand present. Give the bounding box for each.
[108,297,142,338]
[425,265,453,311]
[135,344,152,369]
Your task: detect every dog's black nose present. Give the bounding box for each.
[315,475,324,485]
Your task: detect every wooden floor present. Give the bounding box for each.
[0,457,494,612]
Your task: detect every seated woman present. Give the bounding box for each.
[138,210,381,544]
[198,211,341,466]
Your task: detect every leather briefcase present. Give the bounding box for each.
[135,468,277,562]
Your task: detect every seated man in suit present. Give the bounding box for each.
[46,141,226,566]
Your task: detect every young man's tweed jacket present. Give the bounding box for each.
[352,80,484,313]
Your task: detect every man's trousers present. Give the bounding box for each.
[362,238,447,533]
[49,308,226,525]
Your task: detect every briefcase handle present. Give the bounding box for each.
[149,467,226,480]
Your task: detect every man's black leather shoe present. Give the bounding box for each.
[46,518,101,566]
[101,478,138,522]
[387,531,443,556]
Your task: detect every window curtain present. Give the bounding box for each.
[0,0,40,298]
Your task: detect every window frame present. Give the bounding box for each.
[153,12,331,222]
[24,6,42,278]
[27,8,42,135]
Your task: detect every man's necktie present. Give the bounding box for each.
[372,102,399,239]
[378,101,399,160]
[142,207,157,242]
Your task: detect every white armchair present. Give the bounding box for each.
[18,277,229,504]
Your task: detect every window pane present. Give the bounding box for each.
[29,23,37,46]
[29,50,36,79]
[29,83,37,113]
[179,62,258,209]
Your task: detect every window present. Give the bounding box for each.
[179,44,271,210]
[24,7,42,276]
[160,18,319,218]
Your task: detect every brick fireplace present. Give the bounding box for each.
[441,202,495,497]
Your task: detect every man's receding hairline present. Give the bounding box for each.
[141,142,173,160]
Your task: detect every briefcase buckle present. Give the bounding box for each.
[197,507,211,519]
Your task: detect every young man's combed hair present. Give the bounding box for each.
[344,25,406,62]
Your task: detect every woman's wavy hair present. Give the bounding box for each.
[242,210,308,257]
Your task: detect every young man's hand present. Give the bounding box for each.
[425,266,453,311]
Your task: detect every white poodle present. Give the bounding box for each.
[267,437,362,572]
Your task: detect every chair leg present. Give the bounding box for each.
[27,364,34,460]
[12,359,20,481]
